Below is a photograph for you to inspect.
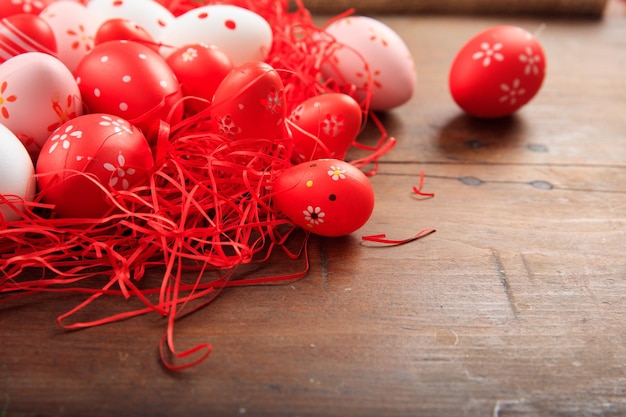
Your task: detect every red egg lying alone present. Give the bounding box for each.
[449,25,546,118]
[272,159,374,237]
[36,113,154,218]
[287,93,363,164]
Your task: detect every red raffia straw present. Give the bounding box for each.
[361,228,437,247]
[1,0,405,370]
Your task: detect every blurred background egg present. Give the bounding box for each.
[322,16,416,111]
[0,51,82,158]
[0,122,35,222]
[272,159,375,237]
[158,5,273,66]
[87,0,175,40]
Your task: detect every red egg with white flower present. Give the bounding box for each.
[287,93,363,163]
[74,40,183,138]
[272,159,374,237]
[166,43,233,114]
[0,14,57,63]
[449,25,546,118]
[36,113,154,218]
[211,61,285,141]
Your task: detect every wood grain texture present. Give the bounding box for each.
[1,5,626,417]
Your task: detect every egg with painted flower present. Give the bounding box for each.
[272,159,374,237]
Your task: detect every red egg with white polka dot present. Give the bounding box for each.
[287,93,363,163]
[211,61,285,141]
[95,18,159,53]
[449,25,546,118]
[272,159,374,237]
[36,113,154,218]
[165,43,233,115]
[74,40,183,139]
[0,14,57,63]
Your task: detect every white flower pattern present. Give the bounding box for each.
[182,47,198,62]
[48,124,83,154]
[303,206,325,226]
[103,152,136,190]
[11,0,44,13]
[499,78,526,105]
[328,166,346,181]
[99,115,133,135]
[472,42,504,67]
[519,46,542,76]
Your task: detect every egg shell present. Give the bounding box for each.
[95,18,159,53]
[36,113,154,218]
[39,1,102,72]
[0,0,54,18]
[0,51,82,158]
[0,122,35,222]
[272,159,374,237]
[87,0,175,40]
[288,93,362,163]
[211,61,285,141]
[449,25,546,118]
[158,5,273,66]
[322,16,416,111]
[74,40,183,138]
[165,43,233,115]
[0,14,57,63]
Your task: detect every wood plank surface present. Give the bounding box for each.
[2,4,626,417]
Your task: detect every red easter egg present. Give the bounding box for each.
[36,113,154,218]
[272,159,374,237]
[95,18,159,53]
[0,14,57,63]
[211,61,285,140]
[287,93,362,163]
[166,43,233,114]
[74,40,184,139]
[449,25,546,118]
[0,0,53,18]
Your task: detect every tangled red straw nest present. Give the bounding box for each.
[0,0,399,369]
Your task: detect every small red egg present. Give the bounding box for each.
[211,61,285,141]
[272,159,374,237]
[449,25,546,118]
[36,113,154,218]
[95,18,159,53]
[287,93,362,163]
[166,43,233,114]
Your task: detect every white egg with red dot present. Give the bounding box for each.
[158,4,273,66]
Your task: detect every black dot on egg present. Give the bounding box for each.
[310,163,317,168]
[329,194,337,201]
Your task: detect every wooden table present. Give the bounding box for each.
[2,3,625,417]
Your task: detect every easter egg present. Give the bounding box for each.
[0,52,82,158]
[74,40,183,138]
[0,0,53,18]
[0,14,57,63]
[94,18,159,53]
[36,113,154,218]
[0,122,35,222]
[165,43,233,114]
[287,93,362,163]
[211,61,285,141]
[272,159,374,237]
[449,25,546,118]
[158,5,273,66]
[322,16,416,111]
[87,0,175,40]
[39,1,102,72]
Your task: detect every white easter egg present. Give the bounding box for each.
[158,5,272,66]
[0,52,82,158]
[322,16,416,111]
[87,0,175,40]
[0,122,35,222]
[40,1,103,72]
